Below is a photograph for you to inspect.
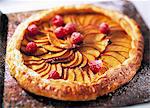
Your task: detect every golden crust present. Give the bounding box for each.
[6,4,144,101]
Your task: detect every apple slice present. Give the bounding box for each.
[110,38,131,44]
[56,63,62,77]
[81,69,90,83]
[26,35,49,43]
[82,53,95,61]
[70,51,83,68]
[104,51,126,63]
[79,46,100,58]
[63,68,68,80]
[100,55,121,67]
[42,22,51,31]
[71,15,81,26]
[77,15,85,26]
[80,56,88,68]
[28,62,46,71]
[42,64,56,79]
[111,41,131,48]
[69,15,77,24]
[118,51,129,58]
[56,50,73,60]
[40,64,51,78]
[105,45,130,52]
[111,31,131,39]
[35,42,50,47]
[63,15,80,28]
[40,50,68,59]
[46,51,74,64]
[34,47,48,56]
[42,44,63,52]
[83,15,95,26]
[97,66,108,76]
[21,39,28,46]
[47,32,72,49]
[67,68,75,81]
[22,55,41,61]
[58,50,74,63]
[87,68,95,82]
[24,60,44,65]
[34,34,48,40]
[74,68,83,83]
[63,15,72,23]
[83,34,105,44]
[21,46,48,56]
[82,15,102,26]
[21,40,48,48]
[100,60,112,69]
[110,32,131,43]
[51,64,56,71]
[36,63,49,73]
[83,43,107,53]
[83,28,100,37]
[62,51,78,67]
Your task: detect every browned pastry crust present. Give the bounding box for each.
[6,4,144,101]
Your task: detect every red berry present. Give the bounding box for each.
[51,15,64,27]
[99,23,110,34]
[71,32,83,44]
[27,24,40,36]
[48,70,60,79]
[64,23,76,34]
[25,42,37,53]
[89,60,102,74]
[54,27,66,39]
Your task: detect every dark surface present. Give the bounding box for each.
[2,0,150,107]
[0,11,8,107]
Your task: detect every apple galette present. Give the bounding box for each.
[6,5,144,101]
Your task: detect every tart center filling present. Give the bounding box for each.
[21,14,131,81]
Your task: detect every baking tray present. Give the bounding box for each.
[1,0,150,107]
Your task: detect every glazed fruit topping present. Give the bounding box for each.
[64,23,76,35]
[48,70,60,79]
[25,42,37,53]
[71,32,83,44]
[54,27,67,39]
[28,24,40,36]
[51,15,64,27]
[99,23,110,34]
[89,60,103,74]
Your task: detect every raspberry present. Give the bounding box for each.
[51,15,64,27]
[64,23,76,34]
[99,23,110,34]
[89,60,102,74]
[54,27,66,39]
[27,24,40,36]
[48,70,60,79]
[25,42,37,53]
[71,32,83,44]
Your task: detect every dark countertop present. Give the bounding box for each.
[1,1,150,107]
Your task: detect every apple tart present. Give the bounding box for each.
[6,5,144,101]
